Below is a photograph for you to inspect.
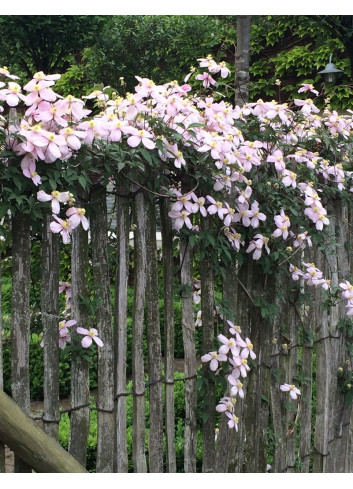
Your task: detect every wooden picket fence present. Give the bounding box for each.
[1,185,353,473]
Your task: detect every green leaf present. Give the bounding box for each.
[78,174,87,189]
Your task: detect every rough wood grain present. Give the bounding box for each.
[160,198,176,473]
[180,236,197,472]
[114,182,130,472]
[132,191,147,473]
[11,213,31,472]
[90,185,114,473]
[68,219,90,467]
[145,196,163,472]
[0,250,4,473]
[41,213,60,441]
[0,390,87,473]
[200,215,216,473]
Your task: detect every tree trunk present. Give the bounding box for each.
[200,216,216,472]
[68,217,90,467]
[180,236,197,472]
[235,15,251,106]
[160,198,176,473]
[145,195,163,472]
[41,213,60,441]
[90,185,114,473]
[114,181,130,472]
[11,213,31,472]
[132,190,147,473]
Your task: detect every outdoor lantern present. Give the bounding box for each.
[317,55,343,84]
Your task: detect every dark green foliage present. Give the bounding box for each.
[0,15,106,79]
[2,331,98,401]
[72,16,230,93]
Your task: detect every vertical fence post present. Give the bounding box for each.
[200,215,216,472]
[313,200,352,472]
[160,198,176,473]
[132,190,147,472]
[299,255,316,472]
[11,213,31,472]
[145,195,163,472]
[114,181,130,473]
[215,264,238,473]
[41,212,60,441]
[90,184,115,473]
[180,234,197,472]
[68,213,90,467]
[0,247,5,472]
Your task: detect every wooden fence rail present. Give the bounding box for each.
[0,390,87,473]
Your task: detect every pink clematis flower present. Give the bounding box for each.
[225,411,239,431]
[49,215,74,244]
[66,207,89,231]
[76,327,104,348]
[280,383,301,400]
[195,72,216,88]
[22,160,41,186]
[58,319,76,349]
[298,83,319,96]
[201,351,227,371]
[246,234,270,260]
[168,208,193,231]
[340,280,353,300]
[126,128,155,150]
[249,201,266,228]
[289,264,304,281]
[217,334,240,357]
[273,210,290,240]
[37,190,70,214]
[238,337,256,360]
[228,375,244,398]
[195,310,202,327]
[216,397,235,413]
[294,98,320,115]
[0,82,27,106]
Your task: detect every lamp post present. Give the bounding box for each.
[317,55,343,84]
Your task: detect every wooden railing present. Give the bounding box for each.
[0,390,87,473]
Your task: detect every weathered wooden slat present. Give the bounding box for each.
[0,389,87,473]
[145,196,164,472]
[180,236,197,472]
[91,185,115,473]
[132,191,147,473]
[114,182,130,473]
[0,249,4,473]
[41,213,60,441]
[11,213,31,473]
[160,198,176,473]
[200,215,216,473]
[313,201,352,473]
[68,216,90,467]
[215,264,238,473]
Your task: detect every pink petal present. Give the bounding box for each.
[127,135,141,147]
[93,336,104,347]
[81,336,92,348]
[37,190,52,202]
[77,327,89,335]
